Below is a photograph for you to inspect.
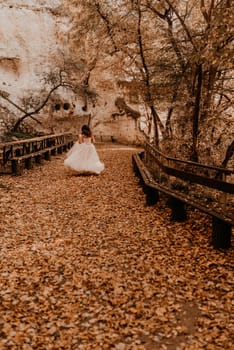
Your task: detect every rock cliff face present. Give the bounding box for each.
[0,0,61,94]
[0,0,144,144]
[0,0,63,133]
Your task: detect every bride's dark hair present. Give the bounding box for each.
[81,124,92,137]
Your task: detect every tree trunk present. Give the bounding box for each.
[201,65,217,121]
[12,83,64,132]
[191,64,203,162]
[150,105,159,146]
[221,140,234,167]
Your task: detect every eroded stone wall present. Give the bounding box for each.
[0,0,144,144]
[0,0,68,135]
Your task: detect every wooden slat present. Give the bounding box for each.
[145,142,233,175]
[0,132,72,147]
[132,153,234,225]
[0,133,74,165]
[160,163,234,193]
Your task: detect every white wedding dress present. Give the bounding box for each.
[64,137,104,174]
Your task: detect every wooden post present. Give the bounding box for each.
[12,159,23,176]
[35,155,41,164]
[139,151,145,160]
[57,146,63,154]
[132,156,139,177]
[219,173,227,210]
[25,157,33,169]
[144,186,159,206]
[44,151,51,161]
[51,148,57,156]
[168,197,187,222]
[212,217,232,249]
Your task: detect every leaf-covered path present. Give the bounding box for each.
[0,145,233,350]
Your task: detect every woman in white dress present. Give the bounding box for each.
[64,125,104,174]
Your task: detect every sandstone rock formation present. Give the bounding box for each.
[0,0,144,144]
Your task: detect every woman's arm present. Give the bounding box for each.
[78,134,83,144]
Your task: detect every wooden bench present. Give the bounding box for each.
[10,142,73,175]
[0,133,74,175]
[132,151,234,249]
[11,147,54,175]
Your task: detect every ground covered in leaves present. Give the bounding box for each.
[0,145,233,350]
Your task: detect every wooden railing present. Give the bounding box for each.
[132,142,234,249]
[145,142,233,211]
[0,132,74,175]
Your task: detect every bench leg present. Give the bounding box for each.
[12,159,23,176]
[132,156,141,178]
[51,148,57,156]
[144,186,159,205]
[168,197,187,222]
[44,151,51,161]
[57,146,63,154]
[25,157,33,169]
[212,217,232,249]
[35,155,42,164]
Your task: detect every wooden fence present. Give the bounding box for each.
[0,133,74,175]
[133,142,234,249]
